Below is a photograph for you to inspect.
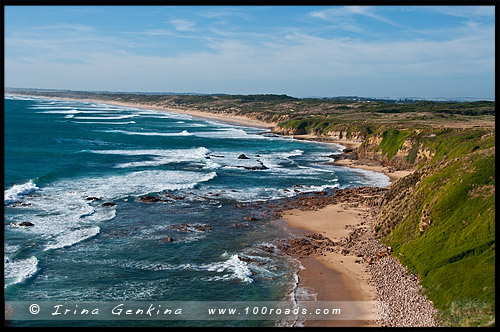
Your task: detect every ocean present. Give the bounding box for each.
[3,94,390,326]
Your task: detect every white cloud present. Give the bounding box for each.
[6,29,493,90]
[310,6,398,27]
[168,19,196,32]
[4,6,495,98]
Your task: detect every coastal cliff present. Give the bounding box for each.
[276,118,495,326]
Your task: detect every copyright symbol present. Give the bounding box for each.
[29,304,40,315]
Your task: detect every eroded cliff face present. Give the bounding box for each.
[272,126,367,142]
[272,126,306,135]
[274,122,435,170]
[323,130,366,142]
[357,135,435,170]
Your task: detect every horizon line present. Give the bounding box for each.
[4,87,495,102]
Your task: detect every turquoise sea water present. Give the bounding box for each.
[3,94,390,326]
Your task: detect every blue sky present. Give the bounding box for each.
[4,5,495,99]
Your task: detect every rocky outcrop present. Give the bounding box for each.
[18,221,35,227]
[277,233,336,259]
[170,223,212,232]
[268,187,387,217]
[139,195,167,203]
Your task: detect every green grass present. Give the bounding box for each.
[377,128,414,159]
[383,146,495,326]
[436,299,495,327]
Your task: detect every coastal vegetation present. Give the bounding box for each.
[373,128,495,327]
[7,88,495,326]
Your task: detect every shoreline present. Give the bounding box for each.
[276,186,438,327]
[10,92,432,327]
[281,205,378,327]
[9,93,412,183]
[330,158,414,184]
[24,94,276,130]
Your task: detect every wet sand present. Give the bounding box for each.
[283,204,378,327]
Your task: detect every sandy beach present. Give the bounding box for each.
[282,203,378,327]
[49,96,276,130]
[277,168,440,327]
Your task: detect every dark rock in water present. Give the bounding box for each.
[102,202,116,207]
[171,223,212,232]
[86,196,101,201]
[12,202,32,207]
[237,255,265,265]
[238,154,250,159]
[167,237,174,243]
[247,216,257,221]
[18,221,35,227]
[241,165,268,170]
[139,196,164,203]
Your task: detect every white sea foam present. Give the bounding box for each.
[38,109,80,114]
[335,166,391,188]
[212,180,339,203]
[99,129,192,136]
[7,170,215,253]
[212,152,266,170]
[4,180,38,205]
[30,105,73,110]
[135,110,193,120]
[90,253,253,283]
[88,147,212,168]
[62,170,217,199]
[44,227,101,251]
[4,256,39,287]
[89,147,210,158]
[4,244,20,256]
[180,123,208,127]
[72,120,136,125]
[73,114,138,120]
[193,128,267,140]
[199,254,253,283]
[81,207,117,223]
[5,94,36,101]
[40,110,109,115]
[259,149,304,169]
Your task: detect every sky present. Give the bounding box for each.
[4,5,496,99]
